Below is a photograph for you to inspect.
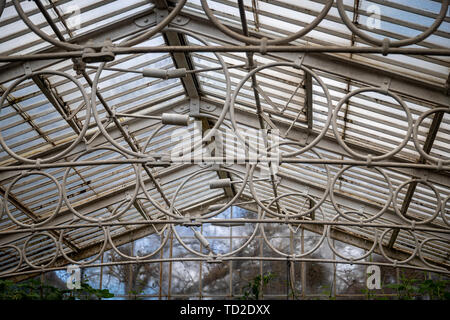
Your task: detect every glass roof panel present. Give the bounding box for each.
[0,0,448,288]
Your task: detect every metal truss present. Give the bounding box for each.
[0,0,449,284]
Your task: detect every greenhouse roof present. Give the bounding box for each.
[0,0,449,283]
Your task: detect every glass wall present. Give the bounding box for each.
[8,206,446,300]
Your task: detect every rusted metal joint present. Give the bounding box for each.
[71,58,86,75]
[183,218,202,227]
[207,254,223,263]
[81,40,115,64]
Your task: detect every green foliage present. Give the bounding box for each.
[385,273,419,300]
[0,278,114,300]
[240,272,275,300]
[0,279,44,300]
[127,289,145,300]
[361,288,389,300]
[318,284,336,300]
[384,273,450,300]
[75,281,115,300]
[417,279,450,300]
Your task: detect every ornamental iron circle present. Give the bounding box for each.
[106,221,170,261]
[0,70,91,164]
[23,231,59,269]
[4,171,63,228]
[248,148,330,218]
[62,146,141,223]
[200,0,334,45]
[393,178,441,225]
[12,0,187,50]
[442,195,450,227]
[0,245,23,276]
[58,226,108,266]
[260,196,327,258]
[378,228,419,264]
[413,107,450,165]
[332,87,413,161]
[168,166,250,220]
[230,62,334,158]
[418,237,449,271]
[171,206,260,259]
[336,0,449,48]
[329,165,394,223]
[90,27,232,159]
[326,212,378,261]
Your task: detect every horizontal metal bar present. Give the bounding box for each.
[0,219,448,236]
[1,46,449,63]
[0,158,448,172]
[4,254,449,281]
[230,164,450,244]
[203,98,450,187]
[0,7,158,84]
[179,13,450,107]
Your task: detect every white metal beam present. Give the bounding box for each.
[202,97,450,188]
[177,10,450,108]
[0,7,158,84]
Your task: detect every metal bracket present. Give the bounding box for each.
[189,98,200,116]
[293,54,306,69]
[160,154,171,163]
[171,15,190,26]
[23,62,32,76]
[174,103,190,113]
[182,218,202,227]
[71,58,86,76]
[206,254,223,263]
[155,8,168,25]
[82,140,92,151]
[296,132,309,147]
[381,77,392,91]
[81,39,115,64]
[358,206,365,216]
[207,259,223,264]
[200,102,216,113]
[199,162,213,168]
[134,15,155,28]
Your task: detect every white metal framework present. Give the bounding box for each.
[0,0,449,298]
